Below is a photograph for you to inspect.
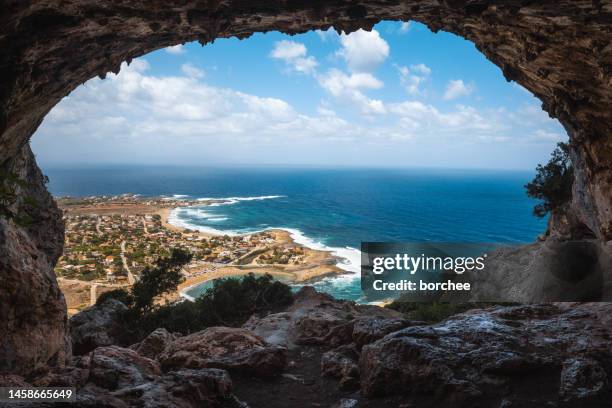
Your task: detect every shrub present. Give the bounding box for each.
[136,273,294,337]
[525,142,573,218]
[130,247,192,314]
[116,268,294,343]
[194,273,294,327]
[96,288,133,307]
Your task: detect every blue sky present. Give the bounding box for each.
[32,21,566,170]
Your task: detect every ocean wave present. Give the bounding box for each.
[279,228,361,277]
[179,208,216,219]
[168,207,360,281]
[168,208,244,235]
[196,195,285,206]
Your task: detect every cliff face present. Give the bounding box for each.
[0,1,610,375]
[0,144,67,374]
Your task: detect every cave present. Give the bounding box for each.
[1,0,611,387]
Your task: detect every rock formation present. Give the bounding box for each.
[2,287,611,407]
[70,298,128,355]
[157,327,287,377]
[0,0,610,379]
[360,303,612,404]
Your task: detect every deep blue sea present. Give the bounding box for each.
[43,165,546,301]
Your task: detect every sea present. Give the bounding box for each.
[43,165,547,302]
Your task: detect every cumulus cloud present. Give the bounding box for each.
[318,69,385,114]
[318,70,383,96]
[443,79,474,100]
[165,44,185,54]
[181,63,205,79]
[37,59,358,147]
[35,50,566,167]
[337,29,390,72]
[270,40,306,59]
[397,64,431,95]
[316,28,339,42]
[270,40,318,74]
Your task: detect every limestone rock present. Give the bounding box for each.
[133,328,176,360]
[158,327,286,377]
[114,368,232,408]
[70,298,128,355]
[352,317,421,348]
[242,312,292,347]
[0,145,67,375]
[321,344,360,391]
[88,346,161,390]
[360,303,612,402]
[559,357,608,401]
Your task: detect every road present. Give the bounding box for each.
[121,240,135,285]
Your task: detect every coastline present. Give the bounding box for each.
[57,195,351,306]
[158,206,350,299]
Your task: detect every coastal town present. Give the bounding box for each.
[55,195,342,314]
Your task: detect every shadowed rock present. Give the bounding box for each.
[70,298,128,355]
[133,328,176,360]
[321,344,360,391]
[360,303,612,402]
[158,327,287,377]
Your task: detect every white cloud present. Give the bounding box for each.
[411,64,431,76]
[270,40,307,59]
[318,69,385,114]
[181,63,205,79]
[35,54,566,167]
[316,28,339,42]
[165,44,185,54]
[270,40,317,74]
[318,69,383,96]
[397,64,431,96]
[37,59,358,147]
[398,21,411,33]
[443,79,474,100]
[292,56,318,74]
[338,29,390,72]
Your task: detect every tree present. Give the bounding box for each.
[525,142,573,218]
[130,247,192,314]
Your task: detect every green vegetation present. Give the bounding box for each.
[97,248,293,343]
[96,288,133,305]
[525,142,573,218]
[131,248,192,314]
[132,273,293,337]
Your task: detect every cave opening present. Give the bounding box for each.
[30,20,567,310]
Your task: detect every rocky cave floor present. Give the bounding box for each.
[2,287,612,408]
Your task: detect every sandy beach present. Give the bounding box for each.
[59,197,347,305]
[158,206,346,298]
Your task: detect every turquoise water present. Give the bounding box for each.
[44,165,546,301]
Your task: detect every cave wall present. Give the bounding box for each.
[0,144,66,374]
[0,0,610,375]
